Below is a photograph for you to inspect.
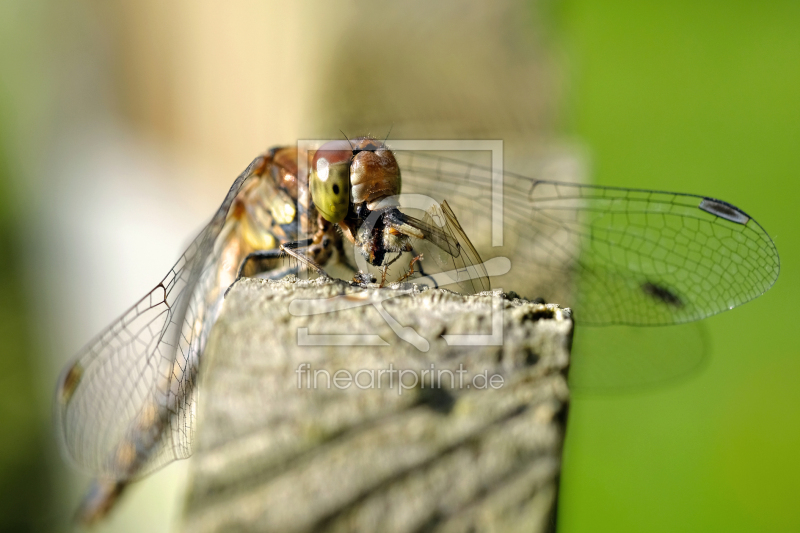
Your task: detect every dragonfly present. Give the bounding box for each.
[54,137,780,524]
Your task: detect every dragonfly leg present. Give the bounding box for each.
[379,252,404,287]
[226,240,331,297]
[397,243,429,282]
[280,241,331,278]
[397,254,424,283]
[225,249,285,297]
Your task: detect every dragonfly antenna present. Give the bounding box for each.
[383,124,394,147]
[339,130,354,151]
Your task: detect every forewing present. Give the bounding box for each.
[54,156,264,479]
[422,200,491,294]
[388,201,490,295]
[395,150,779,325]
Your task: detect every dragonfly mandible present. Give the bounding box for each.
[54,137,780,523]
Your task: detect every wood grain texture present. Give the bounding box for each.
[182,276,572,533]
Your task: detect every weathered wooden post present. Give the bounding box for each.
[182,276,572,533]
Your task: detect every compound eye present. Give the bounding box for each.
[310,141,353,223]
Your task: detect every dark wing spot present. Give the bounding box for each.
[698,198,749,225]
[332,183,340,195]
[642,282,684,308]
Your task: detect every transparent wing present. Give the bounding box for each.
[421,200,491,294]
[385,202,490,294]
[395,151,780,326]
[54,156,264,479]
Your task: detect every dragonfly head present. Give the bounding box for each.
[310,137,401,224]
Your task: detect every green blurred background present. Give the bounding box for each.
[0,1,797,532]
[556,2,799,532]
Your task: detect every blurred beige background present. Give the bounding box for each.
[105,1,558,163]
